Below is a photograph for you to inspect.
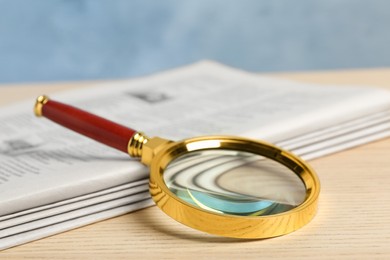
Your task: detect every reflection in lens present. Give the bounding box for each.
[163,150,306,216]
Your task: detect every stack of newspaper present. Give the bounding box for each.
[1,61,390,249]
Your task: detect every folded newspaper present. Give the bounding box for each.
[1,61,390,250]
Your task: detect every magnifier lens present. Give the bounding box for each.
[163,149,306,216]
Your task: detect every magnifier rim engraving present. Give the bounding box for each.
[35,95,320,239]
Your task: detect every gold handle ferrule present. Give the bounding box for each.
[128,132,149,158]
[128,133,172,166]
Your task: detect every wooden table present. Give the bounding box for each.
[1,69,390,259]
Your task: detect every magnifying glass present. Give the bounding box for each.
[34,95,320,239]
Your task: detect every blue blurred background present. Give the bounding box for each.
[0,0,389,83]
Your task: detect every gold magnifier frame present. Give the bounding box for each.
[131,133,320,239]
[35,96,320,239]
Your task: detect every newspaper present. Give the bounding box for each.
[1,61,390,249]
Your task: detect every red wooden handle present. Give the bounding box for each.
[37,96,137,153]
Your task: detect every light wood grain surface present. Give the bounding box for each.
[1,69,390,259]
